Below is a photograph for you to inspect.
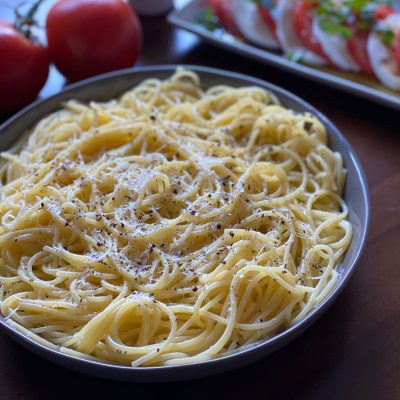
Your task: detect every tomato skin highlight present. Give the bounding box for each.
[46,0,142,82]
[293,0,331,63]
[0,21,49,114]
[347,4,395,76]
[258,3,278,41]
[347,28,374,76]
[209,0,241,36]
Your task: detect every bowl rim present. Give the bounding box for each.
[0,64,370,378]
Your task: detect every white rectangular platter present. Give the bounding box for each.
[168,0,400,110]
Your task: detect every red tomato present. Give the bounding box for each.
[373,4,395,21]
[258,4,278,40]
[210,0,241,36]
[347,28,374,76]
[46,0,142,82]
[293,0,331,62]
[0,21,49,114]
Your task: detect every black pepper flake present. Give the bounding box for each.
[216,224,222,229]
[190,210,195,215]
[304,121,313,132]
[192,286,198,292]
[221,175,231,185]
[229,231,235,238]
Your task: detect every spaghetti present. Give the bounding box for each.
[0,69,352,366]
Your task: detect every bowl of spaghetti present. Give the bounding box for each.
[0,65,369,381]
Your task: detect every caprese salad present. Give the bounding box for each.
[201,0,400,91]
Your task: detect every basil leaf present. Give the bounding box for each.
[346,0,369,13]
[318,17,353,38]
[357,20,371,30]
[378,29,395,45]
[197,8,220,32]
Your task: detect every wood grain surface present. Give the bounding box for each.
[0,4,399,399]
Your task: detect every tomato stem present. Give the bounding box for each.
[26,0,46,19]
[14,0,46,40]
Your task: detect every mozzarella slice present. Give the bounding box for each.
[275,0,326,66]
[367,14,400,91]
[231,0,279,50]
[312,18,360,71]
[381,13,400,31]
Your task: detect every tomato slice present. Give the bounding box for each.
[395,32,400,72]
[258,3,278,41]
[373,4,395,21]
[210,0,241,36]
[293,0,330,62]
[347,28,374,76]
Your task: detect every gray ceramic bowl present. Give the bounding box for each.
[0,65,370,382]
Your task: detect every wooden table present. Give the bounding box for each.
[1,4,400,399]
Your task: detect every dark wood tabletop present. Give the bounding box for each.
[1,2,400,399]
